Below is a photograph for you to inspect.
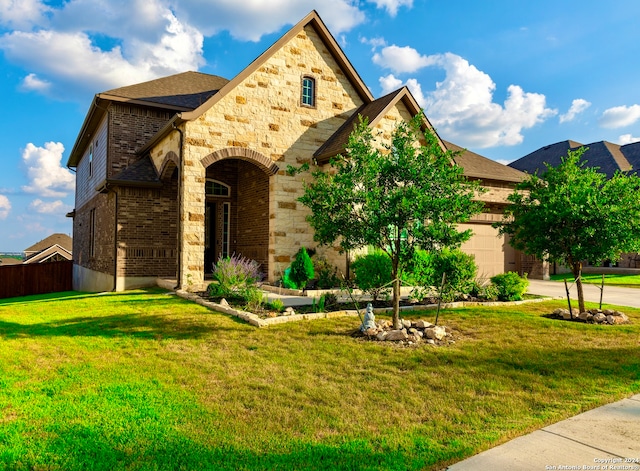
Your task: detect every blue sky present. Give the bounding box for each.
[1,0,639,252]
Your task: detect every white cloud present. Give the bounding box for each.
[379,53,557,148]
[20,72,51,92]
[367,0,413,17]
[29,199,72,215]
[172,0,365,42]
[361,36,387,51]
[0,0,50,29]
[0,194,10,219]
[559,98,591,123]
[0,1,204,98]
[619,134,640,145]
[599,104,640,129]
[373,45,435,74]
[21,142,75,198]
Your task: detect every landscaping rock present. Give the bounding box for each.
[284,307,295,316]
[425,326,447,341]
[593,313,606,323]
[386,329,409,341]
[415,320,433,329]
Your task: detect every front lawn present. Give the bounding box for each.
[0,289,638,470]
[550,273,640,288]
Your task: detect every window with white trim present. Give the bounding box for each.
[301,76,316,107]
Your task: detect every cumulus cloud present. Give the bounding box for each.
[367,0,413,17]
[21,142,75,198]
[619,134,640,145]
[379,53,557,148]
[0,0,50,29]
[20,72,51,92]
[559,98,591,123]
[373,45,436,74]
[0,194,10,219]
[0,0,373,99]
[29,198,72,215]
[599,104,640,129]
[169,0,365,42]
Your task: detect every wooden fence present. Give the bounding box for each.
[0,261,73,299]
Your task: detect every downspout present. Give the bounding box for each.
[173,121,184,290]
[113,189,118,291]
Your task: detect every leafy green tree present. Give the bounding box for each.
[495,147,640,313]
[298,113,484,327]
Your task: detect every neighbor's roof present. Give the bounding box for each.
[444,141,527,183]
[24,233,72,254]
[509,139,640,178]
[23,244,72,264]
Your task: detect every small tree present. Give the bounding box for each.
[495,147,640,313]
[298,113,483,327]
[289,247,315,289]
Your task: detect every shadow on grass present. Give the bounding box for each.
[0,289,168,306]
[9,426,443,471]
[0,312,226,340]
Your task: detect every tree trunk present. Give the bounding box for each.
[392,267,401,329]
[572,261,586,314]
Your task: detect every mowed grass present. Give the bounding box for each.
[0,289,638,470]
[550,273,640,288]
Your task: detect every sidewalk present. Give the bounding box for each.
[446,394,640,470]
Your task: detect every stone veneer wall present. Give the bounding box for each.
[162,24,366,286]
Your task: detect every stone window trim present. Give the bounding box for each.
[301,75,316,108]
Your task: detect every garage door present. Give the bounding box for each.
[459,223,516,279]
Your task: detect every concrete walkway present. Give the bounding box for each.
[527,279,640,308]
[447,394,640,470]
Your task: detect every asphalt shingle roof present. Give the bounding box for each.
[101,71,229,110]
[509,140,639,178]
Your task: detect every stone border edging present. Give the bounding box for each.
[172,288,553,328]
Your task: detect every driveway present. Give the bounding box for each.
[527,279,640,308]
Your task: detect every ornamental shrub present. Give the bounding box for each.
[208,254,263,298]
[351,251,392,301]
[290,247,315,289]
[312,255,340,289]
[410,248,477,302]
[490,272,529,301]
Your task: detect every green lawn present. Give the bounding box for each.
[0,289,638,470]
[550,273,640,288]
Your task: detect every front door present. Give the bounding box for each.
[205,201,231,274]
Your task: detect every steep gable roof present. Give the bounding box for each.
[314,87,444,163]
[621,141,640,172]
[24,233,72,254]
[24,244,72,264]
[444,141,526,183]
[180,10,373,122]
[509,140,634,179]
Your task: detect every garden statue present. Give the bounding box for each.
[362,303,376,331]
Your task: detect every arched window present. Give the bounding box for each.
[205,179,230,197]
[301,76,316,107]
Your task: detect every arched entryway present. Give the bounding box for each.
[201,148,277,277]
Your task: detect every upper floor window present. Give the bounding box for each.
[205,179,230,197]
[88,143,93,177]
[301,76,316,107]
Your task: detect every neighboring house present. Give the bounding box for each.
[509,139,640,178]
[509,139,640,271]
[67,10,527,292]
[0,257,22,266]
[23,233,73,264]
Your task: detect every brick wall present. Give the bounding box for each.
[236,160,269,271]
[115,177,178,278]
[72,193,115,276]
[108,104,173,178]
